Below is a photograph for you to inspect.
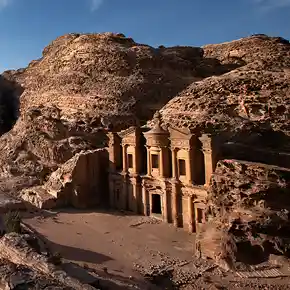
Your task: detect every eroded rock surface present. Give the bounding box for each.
[1,34,288,200]
[198,160,290,269]
[3,32,207,127]
[0,105,106,195]
[159,35,290,142]
[0,32,216,196]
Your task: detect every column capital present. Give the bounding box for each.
[202,148,212,154]
[184,147,192,152]
[199,133,214,152]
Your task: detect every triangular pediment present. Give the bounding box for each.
[118,126,138,138]
[168,127,192,140]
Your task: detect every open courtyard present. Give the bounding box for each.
[20,209,290,290]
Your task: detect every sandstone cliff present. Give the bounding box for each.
[0,32,242,193]
[159,35,290,144]
[197,160,290,269]
[0,105,105,189]
[156,35,290,268]
[0,33,289,208]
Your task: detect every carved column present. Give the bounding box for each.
[187,195,194,233]
[171,180,179,227]
[186,148,193,185]
[108,133,116,208]
[122,144,128,173]
[199,134,216,187]
[131,177,139,213]
[121,174,128,210]
[146,146,151,176]
[142,182,149,216]
[162,183,169,223]
[171,147,179,227]
[108,132,119,172]
[160,148,165,177]
[171,147,178,179]
[133,146,139,174]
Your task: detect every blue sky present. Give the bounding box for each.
[0,0,289,73]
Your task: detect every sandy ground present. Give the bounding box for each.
[23,209,195,288]
[23,209,290,290]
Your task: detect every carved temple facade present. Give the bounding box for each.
[107,114,218,233]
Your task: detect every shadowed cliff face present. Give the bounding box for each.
[0,76,23,135]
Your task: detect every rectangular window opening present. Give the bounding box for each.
[151,154,159,169]
[128,154,133,168]
[178,159,186,176]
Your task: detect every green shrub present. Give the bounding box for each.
[4,211,22,234]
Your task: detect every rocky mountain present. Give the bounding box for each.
[0,32,244,189]
[2,32,208,128]
[0,33,289,202]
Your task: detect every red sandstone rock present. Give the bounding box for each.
[159,35,290,140]
[198,160,290,266]
[3,32,204,127]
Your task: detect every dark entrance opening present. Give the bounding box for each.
[152,194,162,214]
[139,133,147,175]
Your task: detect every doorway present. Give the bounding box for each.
[151,194,162,215]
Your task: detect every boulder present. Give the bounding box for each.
[198,159,290,266]
[19,148,109,209]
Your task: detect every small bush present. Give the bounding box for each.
[4,211,22,234]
